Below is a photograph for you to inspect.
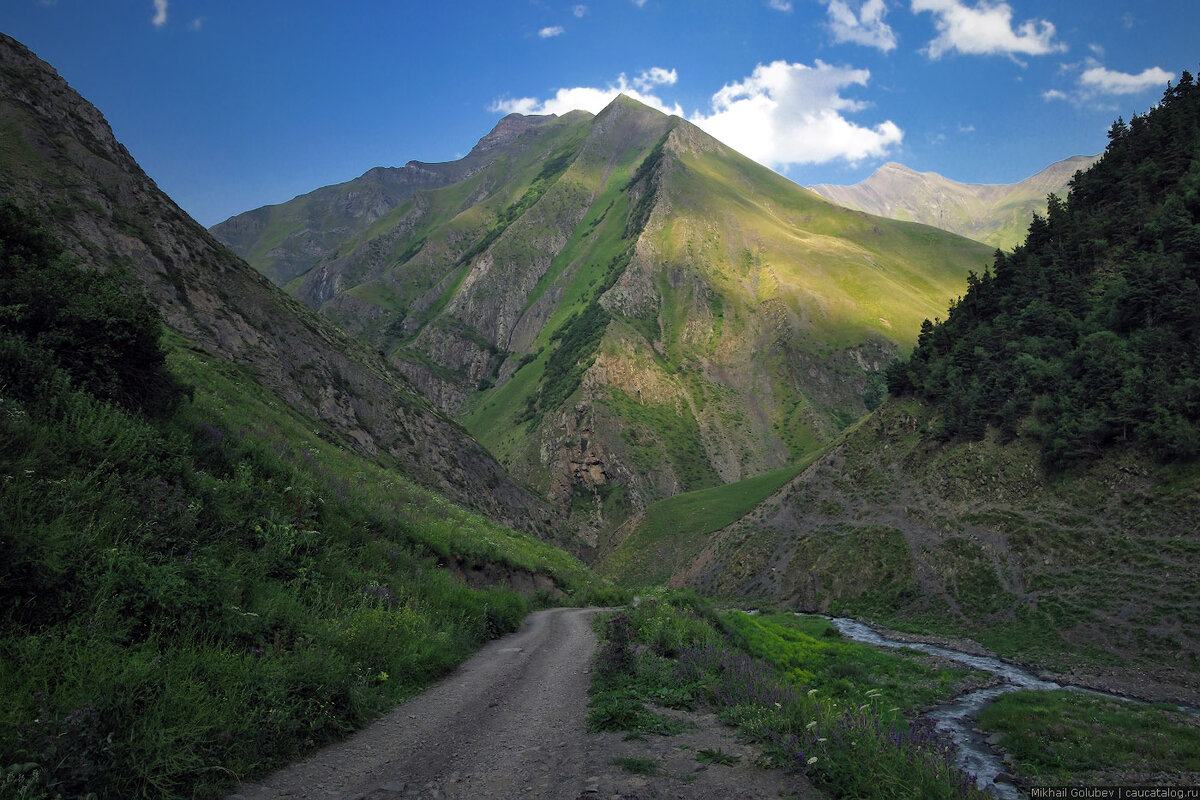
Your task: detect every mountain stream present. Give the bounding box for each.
[826,617,1195,799]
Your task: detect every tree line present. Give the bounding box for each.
[887,71,1200,468]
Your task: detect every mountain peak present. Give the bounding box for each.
[469,112,560,156]
[810,153,1101,249]
[596,93,672,123]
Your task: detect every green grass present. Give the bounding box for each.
[695,747,740,766]
[978,690,1200,785]
[600,459,812,586]
[610,756,661,775]
[587,592,990,800]
[602,386,721,493]
[723,612,989,718]
[0,329,602,800]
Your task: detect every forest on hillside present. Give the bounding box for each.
[887,71,1200,468]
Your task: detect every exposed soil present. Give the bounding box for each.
[228,607,818,800]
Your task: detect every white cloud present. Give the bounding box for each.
[538,26,565,38]
[633,67,677,91]
[151,0,168,27]
[823,0,897,52]
[1045,61,1174,106]
[573,4,589,17]
[489,68,685,117]
[632,0,648,6]
[491,61,902,170]
[1080,64,1173,95]
[768,0,794,11]
[911,0,1066,59]
[690,60,902,167]
[189,16,205,31]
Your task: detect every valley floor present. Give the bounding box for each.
[228,607,815,800]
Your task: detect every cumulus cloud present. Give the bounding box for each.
[489,68,684,117]
[573,5,589,17]
[691,60,902,167]
[911,0,1066,59]
[768,0,794,11]
[538,26,565,38]
[822,0,897,52]
[189,17,205,31]
[1080,64,1173,95]
[491,61,901,170]
[1045,61,1174,105]
[151,0,168,27]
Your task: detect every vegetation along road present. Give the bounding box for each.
[229,607,809,800]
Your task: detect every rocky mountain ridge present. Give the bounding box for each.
[0,32,552,534]
[215,95,993,552]
[810,155,1100,250]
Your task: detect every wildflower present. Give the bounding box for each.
[806,721,818,730]
[807,688,818,697]
[806,756,818,765]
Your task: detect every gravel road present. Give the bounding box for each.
[229,606,814,800]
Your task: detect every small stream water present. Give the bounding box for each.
[826,617,1170,799]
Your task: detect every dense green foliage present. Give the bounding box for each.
[0,201,187,417]
[589,593,988,799]
[887,73,1200,467]
[0,207,596,799]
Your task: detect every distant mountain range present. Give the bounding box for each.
[810,155,1100,251]
[213,97,993,551]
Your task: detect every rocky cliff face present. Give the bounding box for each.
[0,32,553,535]
[810,156,1100,250]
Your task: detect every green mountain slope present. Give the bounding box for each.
[624,74,1200,704]
[0,32,550,534]
[811,155,1100,251]
[216,95,993,551]
[0,32,615,799]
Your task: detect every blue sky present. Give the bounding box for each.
[4,1,1196,227]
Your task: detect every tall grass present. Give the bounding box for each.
[588,593,990,799]
[0,336,598,799]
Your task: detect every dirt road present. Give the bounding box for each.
[228,606,812,799]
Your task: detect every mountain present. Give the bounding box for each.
[810,155,1100,251]
[610,75,1200,703]
[0,33,604,798]
[214,95,994,550]
[0,32,551,534]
